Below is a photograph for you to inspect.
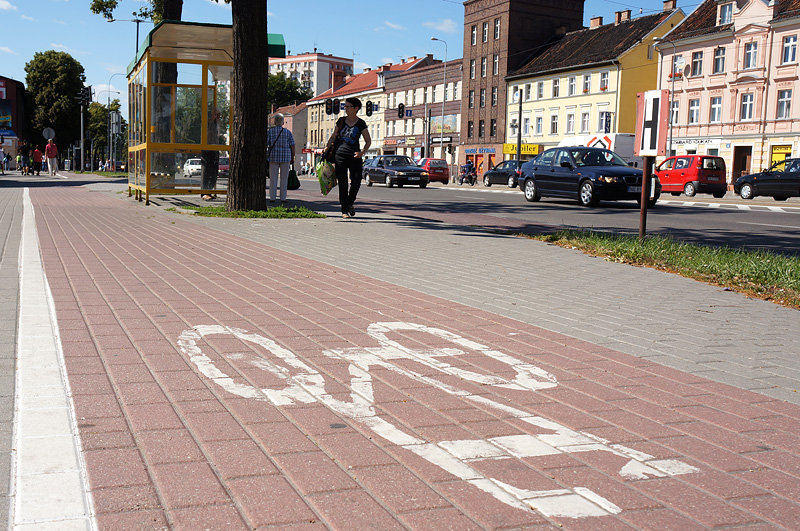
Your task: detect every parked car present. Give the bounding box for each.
[518,147,661,207]
[417,158,449,183]
[219,156,229,177]
[735,158,800,200]
[183,158,202,177]
[483,159,521,187]
[363,155,429,188]
[654,155,726,198]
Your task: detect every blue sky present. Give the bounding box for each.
[1,0,700,111]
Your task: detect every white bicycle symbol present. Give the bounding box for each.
[178,322,697,519]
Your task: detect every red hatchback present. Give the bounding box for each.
[655,155,727,198]
[418,158,450,184]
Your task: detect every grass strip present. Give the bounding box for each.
[525,230,800,309]
[175,204,325,219]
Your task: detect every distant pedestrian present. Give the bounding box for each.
[0,146,4,175]
[325,97,371,219]
[32,146,43,175]
[19,141,30,175]
[266,113,295,204]
[45,139,58,176]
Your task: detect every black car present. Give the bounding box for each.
[483,159,521,187]
[363,155,430,188]
[517,147,660,207]
[735,158,800,200]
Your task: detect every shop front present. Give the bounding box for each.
[462,144,503,175]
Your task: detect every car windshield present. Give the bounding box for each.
[701,157,723,170]
[570,149,628,167]
[385,156,414,167]
[427,160,447,167]
[220,158,229,165]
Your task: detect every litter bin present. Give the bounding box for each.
[64,159,71,171]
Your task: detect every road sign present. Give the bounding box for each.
[42,128,55,140]
[635,89,668,157]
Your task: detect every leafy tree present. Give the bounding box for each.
[90,0,182,22]
[24,50,86,149]
[87,101,108,161]
[267,72,313,111]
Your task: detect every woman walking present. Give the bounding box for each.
[326,97,371,218]
[266,113,295,204]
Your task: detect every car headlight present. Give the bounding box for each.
[421,171,429,177]
[597,175,618,183]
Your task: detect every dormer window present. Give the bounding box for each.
[719,3,733,25]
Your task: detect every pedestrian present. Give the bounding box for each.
[325,97,371,219]
[32,146,43,176]
[45,139,58,176]
[19,141,30,175]
[0,145,5,175]
[266,113,295,204]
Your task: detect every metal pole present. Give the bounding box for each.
[80,102,85,172]
[516,85,522,165]
[639,156,653,240]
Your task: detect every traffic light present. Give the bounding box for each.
[447,144,453,154]
[332,98,340,115]
[366,100,373,117]
[397,103,405,119]
[325,98,333,115]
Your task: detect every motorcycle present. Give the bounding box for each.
[459,166,477,186]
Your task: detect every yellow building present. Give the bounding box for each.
[504,4,685,161]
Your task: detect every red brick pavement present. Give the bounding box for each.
[31,187,800,529]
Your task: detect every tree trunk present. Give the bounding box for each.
[227,0,268,211]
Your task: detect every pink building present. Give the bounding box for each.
[656,0,800,182]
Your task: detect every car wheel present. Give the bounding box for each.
[739,183,754,199]
[774,196,789,201]
[386,175,393,188]
[712,192,725,198]
[484,176,491,187]
[683,182,697,197]
[507,176,516,188]
[523,179,540,202]
[366,175,372,187]
[419,182,427,188]
[579,180,597,207]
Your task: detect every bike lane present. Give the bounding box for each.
[26,186,800,529]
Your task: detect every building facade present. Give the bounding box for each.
[505,4,684,160]
[268,51,353,96]
[0,76,26,156]
[461,0,586,174]
[383,59,462,166]
[656,0,800,181]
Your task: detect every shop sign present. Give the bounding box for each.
[396,138,406,146]
[503,143,540,155]
[430,137,452,143]
[384,139,397,146]
[464,147,496,154]
[672,138,721,145]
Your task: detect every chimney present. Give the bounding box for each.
[590,16,603,28]
[363,67,372,73]
[406,56,417,63]
[614,10,631,25]
[663,0,676,11]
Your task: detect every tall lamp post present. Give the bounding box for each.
[654,37,677,156]
[108,13,149,53]
[104,72,125,169]
[430,37,447,163]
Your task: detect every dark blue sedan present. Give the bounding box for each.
[517,147,660,207]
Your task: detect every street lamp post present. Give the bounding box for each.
[654,37,677,156]
[104,72,125,169]
[108,13,149,53]
[430,37,447,166]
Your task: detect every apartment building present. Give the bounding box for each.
[461,0,585,173]
[268,51,353,96]
[505,3,684,159]
[656,0,800,180]
[383,59,462,164]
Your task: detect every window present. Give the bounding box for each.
[482,22,489,42]
[568,76,576,96]
[490,119,497,136]
[523,117,530,136]
[493,54,499,75]
[744,42,757,69]
[468,90,474,108]
[740,93,754,120]
[524,83,531,101]
[491,86,498,106]
[550,115,558,135]
[583,74,591,93]
[537,82,543,99]
[599,72,609,91]
[566,113,575,134]
[444,83,449,101]
[471,25,477,45]
[688,99,700,124]
[783,36,797,64]
[470,59,476,79]
[713,47,725,73]
[467,121,474,137]
[494,18,501,39]
[478,119,485,137]
[778,89,792,119]
[691,52,703,76]
[581,112,590,132]
[672,56,682,75]
[710,96,722,123]
[598,111,611,132]
[535,116,543,135]
[552,79,559,98]
[481,57,487,77]
[480,88,486,107]
[670,100,679,124]
[719,3,732,25]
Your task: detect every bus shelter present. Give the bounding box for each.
[127,21,285,204]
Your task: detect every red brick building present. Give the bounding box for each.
[0,76,26,156]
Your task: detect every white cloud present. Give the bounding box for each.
[354,61,371,72]
[0,46,17,55]
[423,18,457,33]
[21,14,33,20]
[0,1,17,11]
[50,42,87,55]
[384,21,405,30]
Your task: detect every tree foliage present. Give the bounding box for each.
[267,73,313,111]
[25,50,86,148]
[87,99,125,161]
[90,0,182,22]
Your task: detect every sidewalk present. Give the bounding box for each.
[5,178,800,528]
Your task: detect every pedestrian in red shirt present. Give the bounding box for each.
[44,140,58,176]
[32,147,43,176]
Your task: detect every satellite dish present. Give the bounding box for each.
[683,64,692,78]
[513,89,521,103]
[42,128,55,140]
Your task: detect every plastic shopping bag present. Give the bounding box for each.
[316,159,337,196]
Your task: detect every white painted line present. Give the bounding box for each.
[767,206,786,213]
[736,204,752,210]
[11,188,96,530]
[737,221,800,229]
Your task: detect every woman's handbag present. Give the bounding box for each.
[287,168,300,190]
